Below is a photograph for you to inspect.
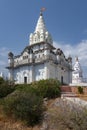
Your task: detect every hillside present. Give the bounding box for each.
[0,97,87,130]
[0,98,55,130]
[0,78,87,130]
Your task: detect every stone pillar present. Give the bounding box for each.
[8,52,14,82]
[44,62,49,79]
[68,56,72,84]
[30,65,34,82]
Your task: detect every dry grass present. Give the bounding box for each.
[0,104,41,130]
[0,121,40,130]
[0,98,58,130]
[0,120,40,130]
[0,97,87,130]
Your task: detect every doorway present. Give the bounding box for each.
[61,76,63,85]
[24,77,27,84]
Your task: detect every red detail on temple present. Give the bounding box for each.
[41,7,46,12]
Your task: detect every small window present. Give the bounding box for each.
[23,55,28,59]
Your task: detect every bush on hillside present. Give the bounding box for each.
[31,79,61,99]
[78,86,83,94]
[15,79,61,99]
[0,78,15,98]
[3,91,44,126]
[15,84,36,93]
[1,79,61,126]
[0,77,4,84]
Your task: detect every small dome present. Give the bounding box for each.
[30,33,33,38]
[8,52,14,57]
[68,55,72,63]
[45,31,49,35]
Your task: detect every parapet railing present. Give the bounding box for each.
[9,55,56,67]
[8,55,70,69]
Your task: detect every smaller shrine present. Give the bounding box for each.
[72,57,83,84]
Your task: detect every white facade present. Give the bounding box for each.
[72,57,83,84]
[7,11,72,84]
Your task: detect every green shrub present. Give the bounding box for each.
[15,84,36,93]
[31,79,61,99]
[0,77,4,84]
[78,86,83,94]
[0,81,15,98]
[15,79,61,99]
[3,91,44,126]
[1,79,61,126]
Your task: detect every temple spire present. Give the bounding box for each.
[34,8,47,33]
[29,9,53,45]
[75,56,78,62]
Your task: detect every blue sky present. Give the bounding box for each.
[0,0,87,78]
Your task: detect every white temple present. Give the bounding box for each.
[6,11,72,84]
[72,57,83,84]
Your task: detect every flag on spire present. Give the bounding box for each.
[41,7,46,12]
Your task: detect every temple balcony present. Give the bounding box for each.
[14,59,32,67]
[13,56,51,67]
[7,55,59,68]
[13,58,46,67]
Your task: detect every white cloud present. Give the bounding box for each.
[54,40,87,66]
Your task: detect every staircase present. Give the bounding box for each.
[61,86,77,98]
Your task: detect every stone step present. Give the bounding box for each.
[61,86,72,92]
[61,92,75,94]
[61,93,77,98]
[60,86,78,98]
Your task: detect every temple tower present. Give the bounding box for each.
[29,11,53,45]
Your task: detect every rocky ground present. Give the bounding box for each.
[0,97,87,130]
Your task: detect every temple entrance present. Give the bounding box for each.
[61,76,63,85]
[24,76,27,84]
